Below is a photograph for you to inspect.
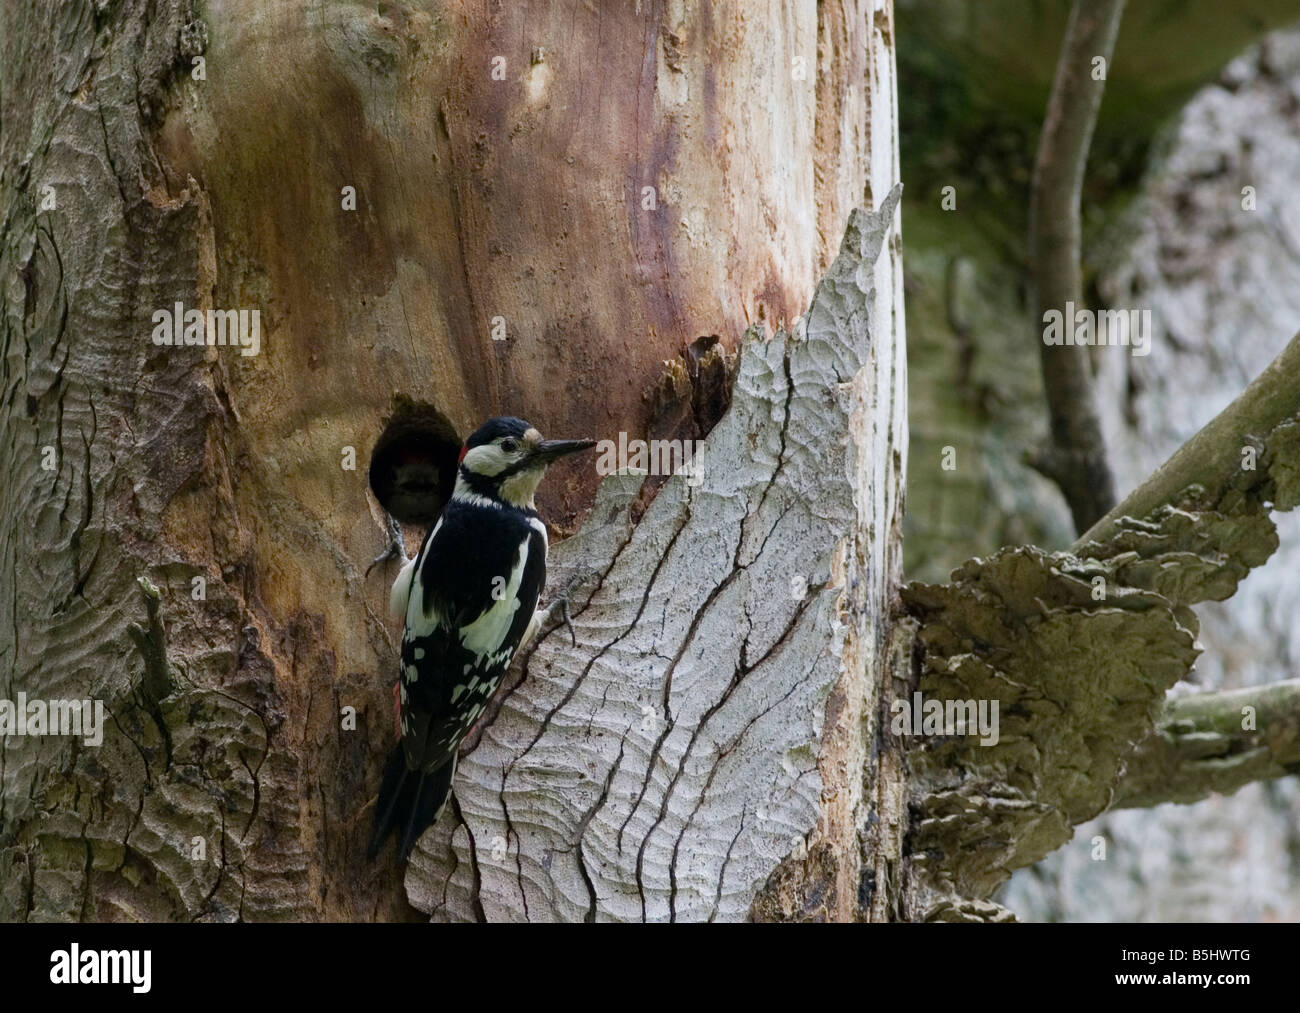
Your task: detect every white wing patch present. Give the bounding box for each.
[459,537,530,660]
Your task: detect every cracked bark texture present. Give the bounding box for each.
[407,189,906,922]
[0,0,901,922]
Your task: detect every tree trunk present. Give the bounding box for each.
[0,0,904,922]
[409,190,905,921]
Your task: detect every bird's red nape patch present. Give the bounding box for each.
[458,445,468,464]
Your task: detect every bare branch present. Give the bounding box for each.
[901,330,1300,906]
[1075,329,1300,553]
[1113,680,1300,809]
[1029,0,1127,532]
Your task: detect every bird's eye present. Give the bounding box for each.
[501,439,519,453]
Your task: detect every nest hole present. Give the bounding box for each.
[368,399,462,524]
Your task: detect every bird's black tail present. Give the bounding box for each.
[368,747,457,863]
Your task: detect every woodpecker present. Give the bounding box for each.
[369,416,595,864]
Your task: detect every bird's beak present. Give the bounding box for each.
[533,438,597,463]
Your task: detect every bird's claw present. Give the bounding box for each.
[540,567,594,648]
[555,597,576,648]
[366,514,409,577]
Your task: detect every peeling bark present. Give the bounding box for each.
[13,0,1291,928]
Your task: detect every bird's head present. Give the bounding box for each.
[454,416,595,510]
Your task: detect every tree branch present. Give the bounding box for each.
[1029,0,1127,532]
[1113,680,1300,809]
[1075,329,1300,553]
[902,326,1300,908]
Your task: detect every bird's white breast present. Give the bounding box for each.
[389,554,418,620]
[394,517,442,630]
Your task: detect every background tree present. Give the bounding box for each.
[899,0,1300,920]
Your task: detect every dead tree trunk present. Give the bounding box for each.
[409,191,906,921]
[0,1,904,921]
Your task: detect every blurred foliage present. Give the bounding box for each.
[895,0,1300,581]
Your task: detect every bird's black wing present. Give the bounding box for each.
[399,501,547,771]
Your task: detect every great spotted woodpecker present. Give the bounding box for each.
[369,416,595,864]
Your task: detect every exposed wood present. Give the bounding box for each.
[406,189,907,922]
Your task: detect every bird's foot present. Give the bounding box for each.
[538,567,595,647]
[366,514,409,577]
